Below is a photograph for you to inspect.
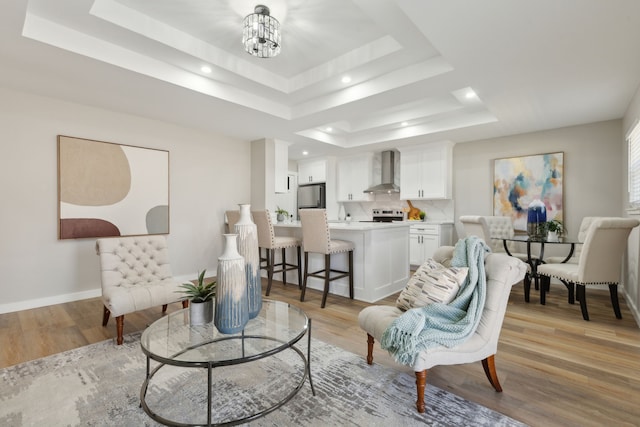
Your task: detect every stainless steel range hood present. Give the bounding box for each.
[364,150,400,194]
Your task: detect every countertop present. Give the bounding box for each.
[273,220,411,231]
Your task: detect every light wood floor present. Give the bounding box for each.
[1,279,639,427]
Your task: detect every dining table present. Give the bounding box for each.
[498,235,582,304]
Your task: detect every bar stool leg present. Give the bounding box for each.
[296,246,302,290]
[281,247,287,286]
[348,250,354,299]
[265,248,275,296]
[321,254,331,308]
[300,252,309,302]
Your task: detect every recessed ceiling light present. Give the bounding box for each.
[341,76,351,84]
[302,151,309,156]
[201,66,212,73]
[326,127,333,132]
[401,121,408,126]
[465,90,476,99]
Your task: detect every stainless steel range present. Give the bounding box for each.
[363,209,404,222]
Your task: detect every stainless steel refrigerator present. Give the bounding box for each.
[297,182,326,213]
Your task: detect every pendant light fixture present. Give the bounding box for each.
[242,5,281,58]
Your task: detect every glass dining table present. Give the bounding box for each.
[498,235,582,304]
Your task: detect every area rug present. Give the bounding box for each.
[0,333,526,426]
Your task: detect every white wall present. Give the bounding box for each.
[0,87,251,313]
[453,120,623,238]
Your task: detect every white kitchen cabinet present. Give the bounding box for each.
[298,158,327,184]
[409,223,453,266]
[399,142,453,200]
[337,154,374,202]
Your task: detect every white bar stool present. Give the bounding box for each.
[299,209,354,308]
[252,209,302,296]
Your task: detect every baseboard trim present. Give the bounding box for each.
[0,288,103,314]
[623,290,640,327]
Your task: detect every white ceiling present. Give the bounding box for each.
[2,0,640,159]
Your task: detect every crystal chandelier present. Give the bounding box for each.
[242,5,281,58]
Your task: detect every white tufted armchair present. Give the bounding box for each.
[359,246,527,413]
[95,235,188,345]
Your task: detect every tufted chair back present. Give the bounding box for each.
[96,235,185,344]
[460,215,518,253]
[484,216,516,253]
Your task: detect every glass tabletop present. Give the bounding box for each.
[140,299,309,366]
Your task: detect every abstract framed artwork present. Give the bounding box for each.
[493,152,563,232]
[57,135,169,239]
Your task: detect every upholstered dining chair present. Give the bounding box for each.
[537,217,640,320]
[252,209,302,296]
[358,246,527,413]
[95,235,188,345]
[299,208,354,308]
[460,215,534,296]
[544,216,603,264]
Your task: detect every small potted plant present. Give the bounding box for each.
[544,219,564,241]
[275,206,289,223]
[178,269,216,325]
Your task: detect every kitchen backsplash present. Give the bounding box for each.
[340,195,454,222]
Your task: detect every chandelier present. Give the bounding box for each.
[242,5,281,58]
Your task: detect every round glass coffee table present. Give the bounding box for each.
[140,299,315,426]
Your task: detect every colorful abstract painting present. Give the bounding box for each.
[58,136,169,239]
[493,152,563,232]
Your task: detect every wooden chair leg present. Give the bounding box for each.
[415,370,427,413]
[609,284,622,319]
[321,254,331,308]
[523,272,531,303]
[560,279,575,304]
[266,249,275,296]
[366,334,374,365]
[297,246,302,290]
[162,304,168,313]
[577,284,590,320]
[102,305,111,326]
[348,250,354,300]
[116,315,124,345]
[481,355,503,392]
[182,300,189,308]
[281,247,287,286]
[540,275,550,305]
[300,252,309,302]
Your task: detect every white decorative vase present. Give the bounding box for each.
[547,231,559,242]
[235,204,262,319]
[214,234,249,334]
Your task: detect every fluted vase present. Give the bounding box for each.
[214,234,249,334]
[235,204,262,318]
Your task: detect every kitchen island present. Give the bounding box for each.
[273,221,410,303]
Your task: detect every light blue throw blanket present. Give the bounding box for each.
[380,236,490,366]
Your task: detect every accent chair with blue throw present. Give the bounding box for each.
[358,243,527,413]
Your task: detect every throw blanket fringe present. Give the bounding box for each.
[381,237,490,366]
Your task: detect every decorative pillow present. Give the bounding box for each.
[396,258,469,311]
